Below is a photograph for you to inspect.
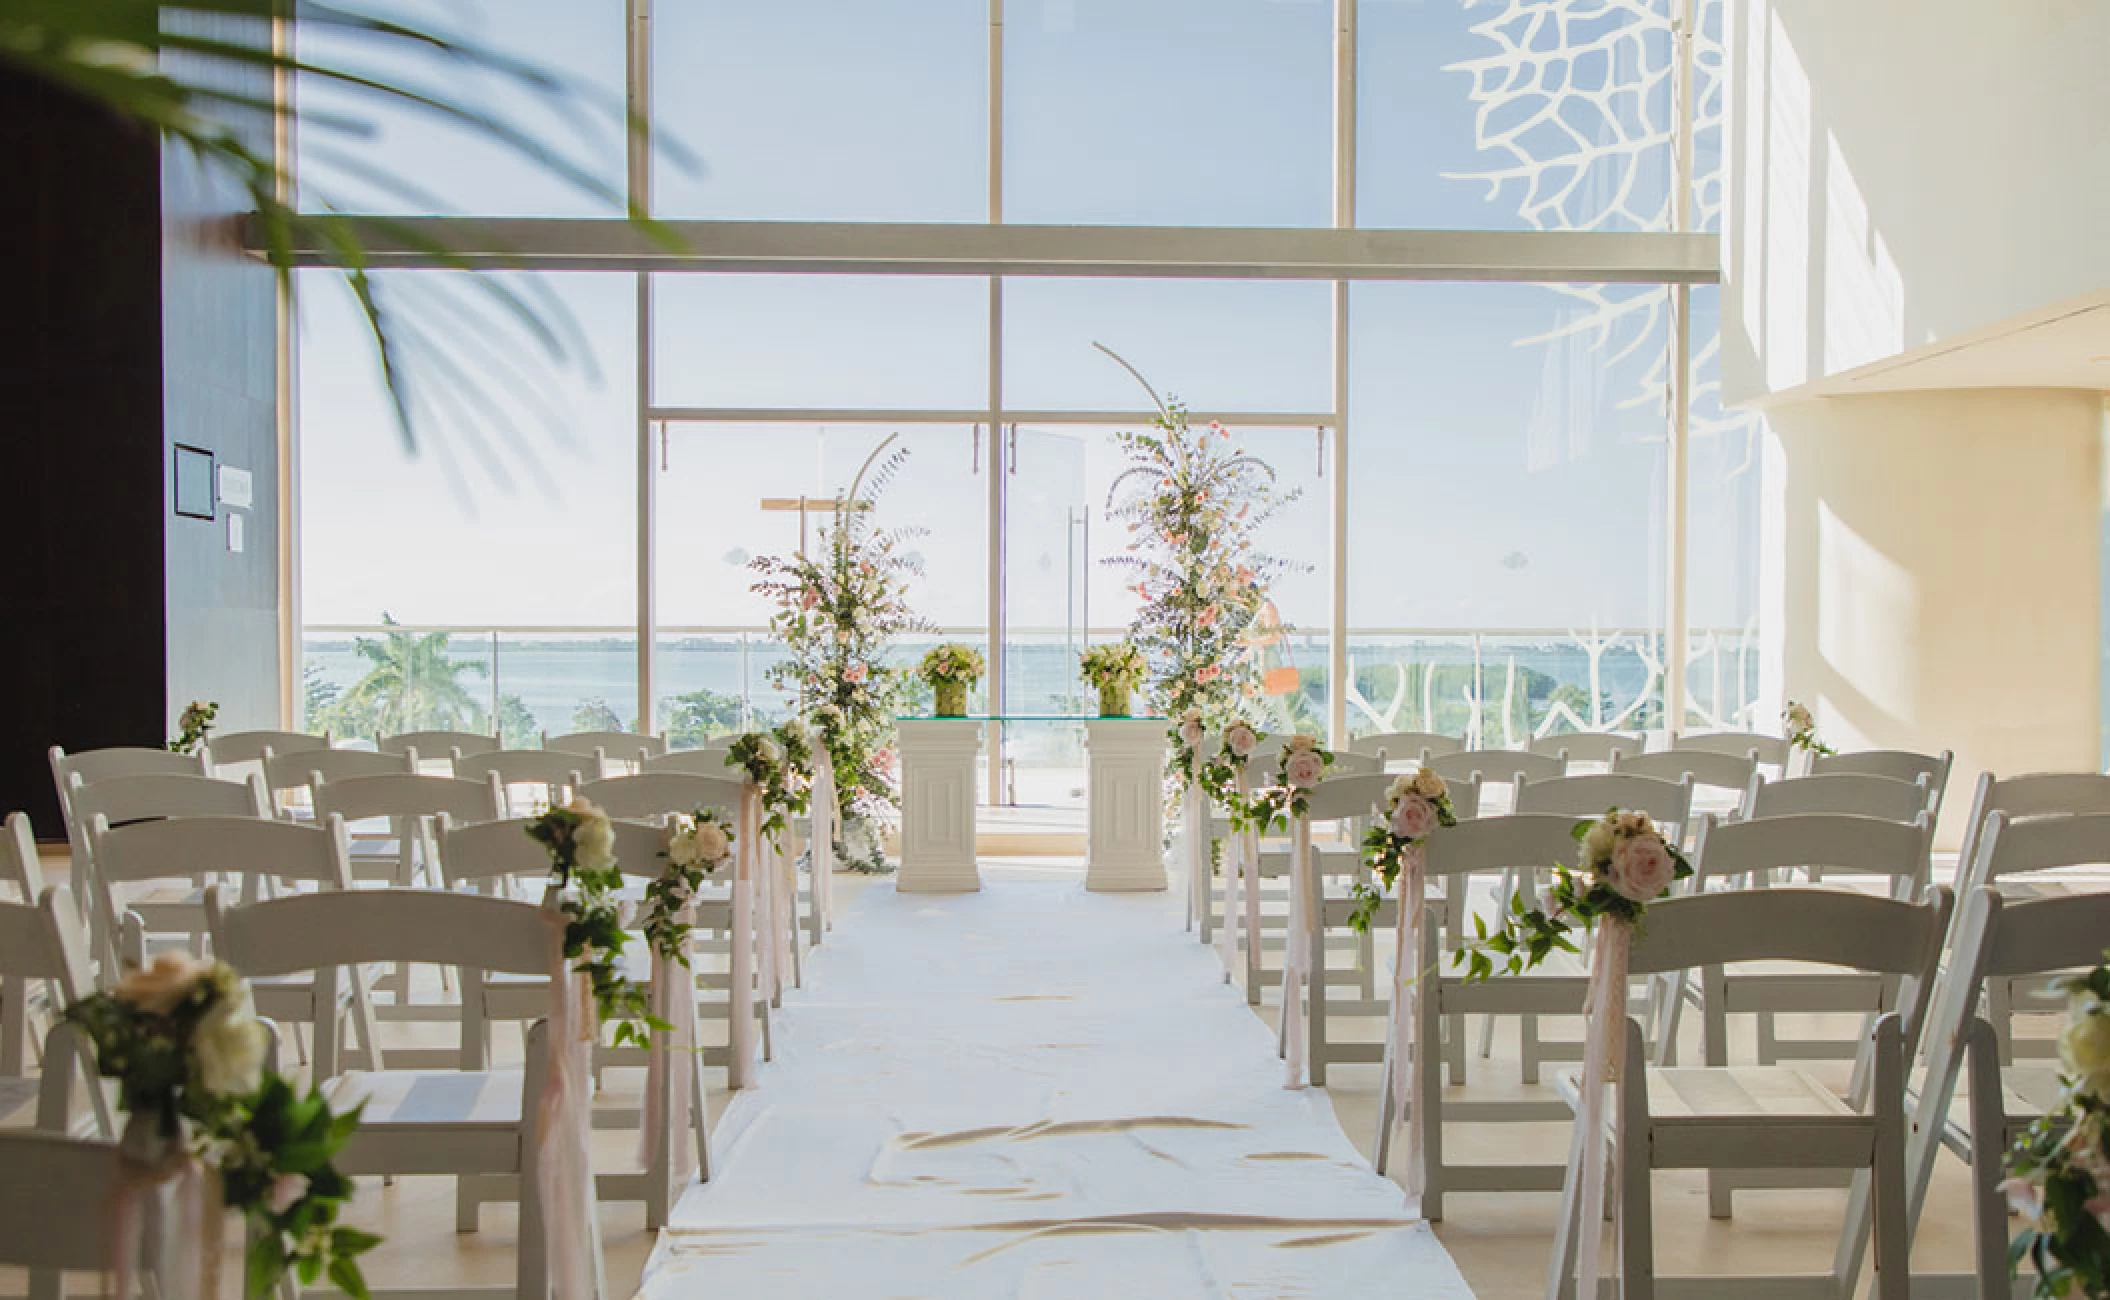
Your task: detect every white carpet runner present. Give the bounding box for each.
[639,870,1472,1298]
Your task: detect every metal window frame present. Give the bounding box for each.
[282,0,1713,748]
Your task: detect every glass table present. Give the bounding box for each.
[894,715,1170,893]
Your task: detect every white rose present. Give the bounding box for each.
[1581,819,1616,866]
[665,823,701,868]
[1387,774,1416,805]
[193,980,266,1097]
[1226,725,1258,757]
[692,821,731,864]
[266,1173,309,1216]
[2061,1001,2110,1099]
[572,805,616,874]
[1285,733,1319,754]
[1411,768,1448,801]
[758,736,782,764]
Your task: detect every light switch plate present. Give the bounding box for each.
[227,512,245,554]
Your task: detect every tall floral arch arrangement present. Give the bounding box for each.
[751,438,931,873]
[1098,345,1301,723]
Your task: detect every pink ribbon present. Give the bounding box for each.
[1184,772,1210,938]
[537,907,597,1300]
[1216,768,1252,983]
[1567,918,1633,1300]
[639,900,699,1183]
[810,743,837,934]
[1380,842,1429,1196]
[1280,806,1314,1090]
[728,787,760,1089]
[108,1120,220,1300]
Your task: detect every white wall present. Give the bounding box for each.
[1763,388,2103,842]
[1724,0,2110,404]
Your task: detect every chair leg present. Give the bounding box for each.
[1520,1012,1542,1085]
[1618,1039,1656,1300]
[1445,1013,1468,1087]
[1422,986,1447,1221]
[1546,1091,1590,1300]
[1870,1018,1910,1300]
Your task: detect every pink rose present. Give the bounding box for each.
[845,663,868,684]
[266,1173,309,1215]
[1609,834,1677,902]
[1390,793,1437,839]
[1178,716,1204,749]
[1197,665,1223,684]
[1284,750,1325,789]
[1226,725,1258,757]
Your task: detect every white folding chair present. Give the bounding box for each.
[1424,747,1566,797]
[1547,886,1950,1300]
[1950,771,2110,902]
[1371,814,1595,1218]
[1528,731,1642,766]
[640,748,742,778]
[1614,747,1761,834]
[1953,808,2110,1065]
[68,773,271,975]
[1744,773,1935,882]
[438,815,725,1230]
[0,812,48,1074]
[378,729,500,773]
[0,888,109,1141]
[1670,728,1791,772]
[98,813,381,1075]
[262,746,417,822]
[1811,748,1954,821]
[1676,812,1935,1214]
[452,750,584,818]
[545,730,669,779]
[206,886,597,1300]
[0,1130,132,1300]
[1281,773,1398,1084]
[1904,885,2110,1299]
[204,728,330,770]
[1356,731,1467,767]
[47,747,211,931]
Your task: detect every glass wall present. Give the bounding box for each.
[292,0,1752,774]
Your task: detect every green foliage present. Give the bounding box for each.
[2005,955,2110,1297]
[494,693,541,750]
[524,805,660,1049]
[322,614,486,739]
[658,687,748,749]
[168,700,218,755]
[570,697,626,733]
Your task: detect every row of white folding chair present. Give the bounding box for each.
[0,813,50,1075]
[1539,885,1951,1300]
[0,887,109,1142]
[208,885,590,1300]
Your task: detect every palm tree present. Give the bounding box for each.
[332,614,487,738]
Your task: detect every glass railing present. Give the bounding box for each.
[302,623,1761,759]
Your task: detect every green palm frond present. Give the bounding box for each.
[0,0,695,460]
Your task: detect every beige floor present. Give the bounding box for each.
[17,857,2020,1299]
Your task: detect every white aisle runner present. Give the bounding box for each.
[640,872,1473,1298]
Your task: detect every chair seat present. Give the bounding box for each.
[324,1068,524,1129]
[1561,1062,1873,1169]
[0,1077,41,1128]
[1919,1063,2062,1153]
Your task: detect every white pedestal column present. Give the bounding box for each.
[1083,719,1168,892]
[895,720,982,893]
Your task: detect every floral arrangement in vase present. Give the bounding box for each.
[1783,699,1835,756]
[918,643,985,718]
[2003,953,2110,1298]
[525,799,657,1044]
[168,699,218,755]
[1080,642,1148,717]
[64,954,377,1298]
[1097,346,1302,728]
[1348,769,1460,933]
[751,438,931,874]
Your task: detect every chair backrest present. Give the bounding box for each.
[1671,729,1790,769]
[262,746,417,797]
[68,772,270,828]
[91,815,354,890]
[1691,812,1933,890]
[0,888,94,998]
[312,771,504,826]
[48,746,208,826]
[1425,748,1565,787]
[1953,772,2110,894]
[1355,731,1465,763]
[544,730,669,766]
[1514,772,1694,828]
[1422,814,1591,882]
[376,730,499,763]
[1324,750,1384,777]
[1300,773,1397,823]
[438,814,672,886]
[1963,810,2110,893]
[205,729,330,767]
[1613,746,1760,796]
[1745,772,1932,823]
[642,748,743,777]
[2,811,43,900]
[1528,731,1641,764]
[452,749,586,789]
[0,1132,124,1272]
[573,771,743,821]
[1810,748,1955,813]
[209,886,555,978]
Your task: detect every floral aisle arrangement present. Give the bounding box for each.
[2003,955,2110,1298]
[168,699,218,755]
[1098,350,1301,726]
[1457,808,1692,1297]
[1205,719,1269,975]
[917,643,985,718]
[1225,733,1333,836]
[724,726,813,838]
[525,799,657,1045]
[1784,699,1835,757]
[1348,769,1459,934]
[1080,641,1148,717]
[751,442,929,875]
[648,809,736,963]
[65,955,377,1298]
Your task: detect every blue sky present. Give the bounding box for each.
[293,0,1756,641]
